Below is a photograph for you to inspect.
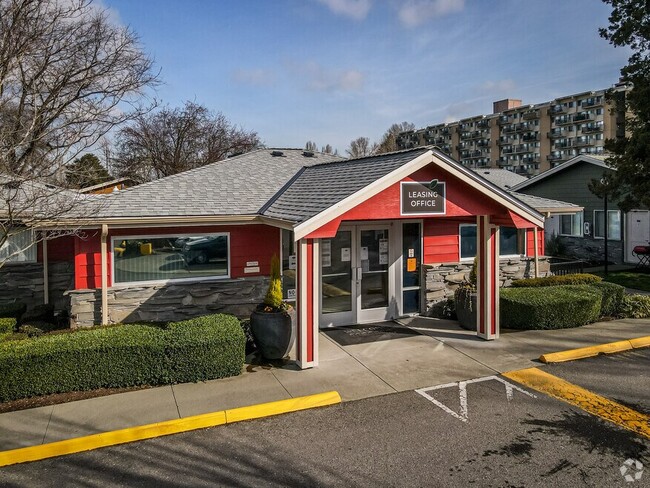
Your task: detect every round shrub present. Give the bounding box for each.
[511,273,602,288]
[0,317,17,335]
[589,282,625,317]
[618,294,650,319]
[501,285,602,330]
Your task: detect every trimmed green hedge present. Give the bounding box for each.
[590,282,625,317]
[511,273,602,288]
[619,294,650,319]
[0,314,245,402]
[501,285,602,330]
[0,318,16,335]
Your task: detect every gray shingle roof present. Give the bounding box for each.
[508,191,582,212]
[472,168,528,189]
[261,148,430,223]
[91,149,343,218]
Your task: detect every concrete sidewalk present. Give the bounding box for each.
[1,318,650,451]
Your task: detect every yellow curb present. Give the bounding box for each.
[504,368,650,440]
[0,390,341,468]
[629,335,650,349]
[539,336,650,363]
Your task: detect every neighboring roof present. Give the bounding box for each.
[510,155,610,191]
[79,178,135,193]
[508,191,583,214]
[472,168,528,190]
[261,148,431,223]
[88,149,343,219]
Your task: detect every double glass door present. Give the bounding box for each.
[320,225,391,327]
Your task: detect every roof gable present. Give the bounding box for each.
[510,155,610,191]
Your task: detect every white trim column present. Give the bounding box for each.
[100,224,109,326]
[42,232,49,305]
[476,215,499,340]
[296,238,320,369]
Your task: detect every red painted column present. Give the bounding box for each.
[476,216,500,340]
[297,238,320,368]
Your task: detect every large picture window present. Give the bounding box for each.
[459,224,525,260]
[112,233,229,284]
[594,210,621,240]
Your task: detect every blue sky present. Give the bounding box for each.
[103,0,629,154]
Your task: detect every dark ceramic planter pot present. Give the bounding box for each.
[455,291,477,331]
[250,309,296,360]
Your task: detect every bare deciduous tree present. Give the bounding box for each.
[375,122,415,154]
[112,101,261,182]
[304,141,318,152]
[346,136,377,158]
[0,0,158,266]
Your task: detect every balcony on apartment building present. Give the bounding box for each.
[522,109,540,120]
[514,122,534,132]
[554,140,574,149]
[521,132,540,142]
[521,154,541,164]
[573,137,593,148]
[497,136,512,145]
[548,127,574,138]
[580,97,603,108]
[476,139,491,147]
[515,145,534,154]
[476,119,491,129]
[497,115,510,125]
[549,105,567,115]
[554,115,573,126]
[581,123,603,134]
[573,112,594,123]
[501,146,515,154]
[547,153,571,162]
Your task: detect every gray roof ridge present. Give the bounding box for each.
[304,146,431,169]
[258,165,308,216]
[510,154,613,191]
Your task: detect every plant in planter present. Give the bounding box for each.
[454,257,478,331]
[249,255,296,360]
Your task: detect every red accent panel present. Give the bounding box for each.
[525,228,545,257]
[507,210,537,229]
[296,243,302,362]
[423,219,461,264]
[306,165,505,239]
[74,224,281,289]
[306,239,314,363]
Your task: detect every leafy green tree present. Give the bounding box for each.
[66,154,112,189]
[599,0,650,211]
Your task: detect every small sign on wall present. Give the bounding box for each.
[341,247,351,262]
[288,255,296,270]
[287,288,296,300]
[244,266,260,274]
[400,180,446,216]
[246,261,259,267]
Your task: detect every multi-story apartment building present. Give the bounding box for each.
[396,82,630,176]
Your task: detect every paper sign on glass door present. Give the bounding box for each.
[379,239,388,253]
[360,246,369,260]
[341,247,351,262]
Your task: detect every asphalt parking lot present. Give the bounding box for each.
[1,349,648,487]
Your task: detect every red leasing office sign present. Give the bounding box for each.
[400,180,446,216]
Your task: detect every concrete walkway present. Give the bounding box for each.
[1,318,650,451]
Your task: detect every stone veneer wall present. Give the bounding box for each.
[67,276,269,328]
[0,261,74,311]
[556,236,623,264]
[424,256,551,317]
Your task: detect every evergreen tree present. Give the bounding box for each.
[66,154,112,189]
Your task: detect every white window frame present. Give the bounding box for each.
[593,210,621,241]
[111,232,231,286]
[558,212,583,237]
[0,228,37,263]
[459,224,526,262]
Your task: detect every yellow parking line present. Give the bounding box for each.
[0,390,341,467]
[504,368,649,440]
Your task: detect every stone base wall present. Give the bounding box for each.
[557,236,623,264]
[0,261,74,311]
[67,276,270,328]
[424,256,551,317]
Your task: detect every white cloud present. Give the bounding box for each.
[232,68,275,86]
[290,61,365,92]
[316,0,372,20]
[398,0,465,27]
[480,79,516,94]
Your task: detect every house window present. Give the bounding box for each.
[0,229,36,263]
[112,233,229,284]
[281,229,296,301]
[559,212,583,237]
[594,210,621,240]
[459,225,526,260]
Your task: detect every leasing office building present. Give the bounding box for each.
[6,147,557,369]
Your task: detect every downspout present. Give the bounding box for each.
[42,232,49,305]
[101,224,109,325]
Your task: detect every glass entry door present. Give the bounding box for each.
[320,225,392,327]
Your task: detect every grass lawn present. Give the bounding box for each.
[597,270,650,292]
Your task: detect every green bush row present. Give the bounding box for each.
[590,281,625,317]
[619,294,650,318]
[511,273,602,288]
[0,314,245,402]
[0,318,17,335]
[501,285,603,330]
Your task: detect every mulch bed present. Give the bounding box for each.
[0,385,151,414]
